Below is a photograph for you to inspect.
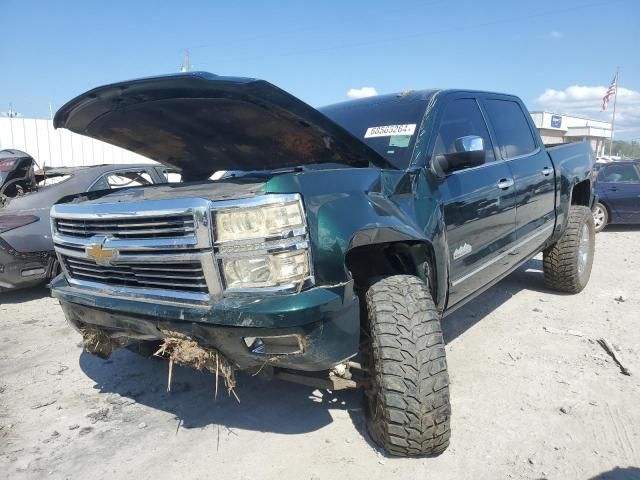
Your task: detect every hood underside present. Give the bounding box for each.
[54,72,389,180]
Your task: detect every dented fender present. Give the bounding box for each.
[264,167,449,310]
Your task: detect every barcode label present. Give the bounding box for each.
[364,124,416,138]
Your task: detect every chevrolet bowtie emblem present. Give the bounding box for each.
[86,243,115,265]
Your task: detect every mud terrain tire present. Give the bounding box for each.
[543,205,595,293]
[364,275,451,456]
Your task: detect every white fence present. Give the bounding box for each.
[0,117,154,168]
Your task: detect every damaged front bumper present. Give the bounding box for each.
[0,241,55,290]
[51,275,360,372]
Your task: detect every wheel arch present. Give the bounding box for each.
[595,198,611,215]
[345,229,447,310]
[549,176,595,245]
[570,179,592,206]
[594,199,612,228]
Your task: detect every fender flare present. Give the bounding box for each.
[346,226,448,311]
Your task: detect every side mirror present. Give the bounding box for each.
[434,135,486,175]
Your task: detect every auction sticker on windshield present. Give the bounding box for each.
[364,124,416,138]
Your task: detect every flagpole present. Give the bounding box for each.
[608,66,619,157]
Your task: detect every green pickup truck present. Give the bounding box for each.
[50,72,596,456]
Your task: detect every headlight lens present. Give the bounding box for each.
[214,194,313,291]
[215,201,304,242]
[221,250,310,289]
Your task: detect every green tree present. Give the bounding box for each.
[609,140,640,158]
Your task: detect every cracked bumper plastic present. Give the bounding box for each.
[51,275,360,372]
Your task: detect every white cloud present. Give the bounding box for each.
[535,85,640,137]
[347,87,378,99]
[549,30,564,40]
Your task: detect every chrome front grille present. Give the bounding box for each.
[61,255,208,293]
[51,198,218,304]
[54,214,195,239]
[50,194,313,305]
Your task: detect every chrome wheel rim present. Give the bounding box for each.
[578,224,590,275]
[593,206,605,230]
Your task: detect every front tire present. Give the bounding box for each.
[543,205,595,293]
[364,275,451,456]
[592,202,608,233]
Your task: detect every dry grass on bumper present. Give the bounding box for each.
[154,331,239,402]
[79,327,123,359]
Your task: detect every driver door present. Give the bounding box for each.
[435,95,517,305]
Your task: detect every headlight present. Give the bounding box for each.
[221,250,310,289]
[215,201,304,242]
[213,194,313,292]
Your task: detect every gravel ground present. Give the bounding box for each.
[1,227,639,480]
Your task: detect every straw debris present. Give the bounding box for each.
[80,327,122,359]
[155,331,239,402]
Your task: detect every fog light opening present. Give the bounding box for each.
[243,335,303,355]
[21,267,45,277]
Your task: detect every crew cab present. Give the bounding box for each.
[49,72,596,457]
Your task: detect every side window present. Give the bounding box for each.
[599,164,640,183]
[162,169,183,183]
[484,99,537,159]
[89,177,109,191]
[433,98,495,164]
[91,170,155,191]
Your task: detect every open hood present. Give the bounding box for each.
[54,72,390,180]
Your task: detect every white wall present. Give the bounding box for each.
[0,117,155,167]
[530,111,611,133]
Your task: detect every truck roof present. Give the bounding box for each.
[319,88,520,112]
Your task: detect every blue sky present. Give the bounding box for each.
[2,0,639,138]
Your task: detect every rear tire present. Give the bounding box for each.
[592,202,608,233]
[364,275,451,457]
[543,205,595,293]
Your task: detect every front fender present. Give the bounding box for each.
[264,168,448,309]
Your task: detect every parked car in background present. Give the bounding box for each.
[0,149,37,199]
[0,159,175,291]
[592,159,640,232]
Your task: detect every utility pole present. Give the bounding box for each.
[6,103,18,118]
[607,66,619,158]
[180,49,191,72]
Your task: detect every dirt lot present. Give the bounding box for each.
[1,228,639,480]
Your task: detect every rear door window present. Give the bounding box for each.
[599,164,640,183]
[484,99,537,159]
[90,170,155,191]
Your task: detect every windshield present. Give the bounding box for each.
[320,97,429,169]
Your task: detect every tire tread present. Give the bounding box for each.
[543,205,594,293]
[365,275,451,456]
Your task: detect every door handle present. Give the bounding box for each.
[497,178,514,190]
[541,167,553,176]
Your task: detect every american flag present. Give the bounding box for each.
[601,73,618,111]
